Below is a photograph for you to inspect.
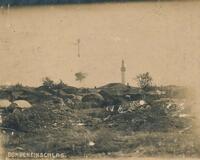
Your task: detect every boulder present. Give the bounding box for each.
[82,93,104,103]
[13,100,32,109]
[0,99,11,108]
[73,95,82,101]
[5,103,19,113]
[50,97,65,106]
[99,90,115,105]
[39,90,52,96]
[139,100,147,106]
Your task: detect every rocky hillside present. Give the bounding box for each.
[0,83,199,158]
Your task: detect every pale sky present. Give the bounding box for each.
[0,1,200,87]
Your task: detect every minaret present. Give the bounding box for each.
[121,60,126,84]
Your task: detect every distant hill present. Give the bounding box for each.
[99,83,141,95]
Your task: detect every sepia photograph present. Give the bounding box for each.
[0,0,200,159]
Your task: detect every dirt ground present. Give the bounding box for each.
[4,157,200,160]
[75,157,200,160]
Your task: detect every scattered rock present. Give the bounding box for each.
[13,100,32,109]
[0,99,11,108]
[88,141,95,146]
[139,100,147,106]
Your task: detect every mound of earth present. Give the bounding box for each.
[99,83,140,96]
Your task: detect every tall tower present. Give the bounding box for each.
[121,60,126,84]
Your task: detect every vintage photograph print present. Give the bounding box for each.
[0,0,200,160]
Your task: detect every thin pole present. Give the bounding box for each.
[77,39,80,57]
